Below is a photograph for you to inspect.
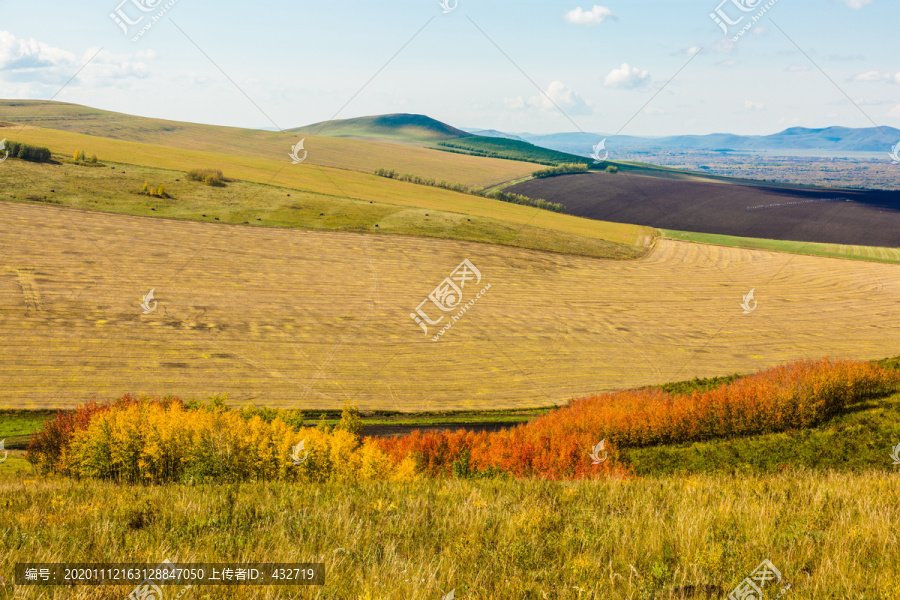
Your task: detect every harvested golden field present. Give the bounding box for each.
[0,126,650,249]
[2,201,899,410]
[0,101,539,189]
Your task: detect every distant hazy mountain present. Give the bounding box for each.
[462,128,526,142]
[517,126,900,156]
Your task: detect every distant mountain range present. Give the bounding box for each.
[298,114,899,155]
[513,126,900,155]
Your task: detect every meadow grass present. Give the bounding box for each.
[0,469,898,599]
[0,158,639,260]
[0,127,652,250]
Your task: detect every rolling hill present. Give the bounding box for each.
[0,101,536,189]
[289,113,470,142]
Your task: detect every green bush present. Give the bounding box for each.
[532,163,589,178]
[187,168,225,186]
[605,165,619,174]
[4,140,51,163]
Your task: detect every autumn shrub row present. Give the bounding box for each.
[27,358,898,483]
[27,396,417,484]
[375,358,899,480]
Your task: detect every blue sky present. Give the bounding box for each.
[0,0,897,135]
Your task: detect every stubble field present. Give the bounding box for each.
[2,200,899,410]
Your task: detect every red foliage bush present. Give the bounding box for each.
[375,358,899,480]
[27,394,182,472]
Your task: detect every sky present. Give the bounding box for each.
[0,0,897,136]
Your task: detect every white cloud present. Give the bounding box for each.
[0,30,77,83]
[686,46,702,56]
[504,81,592,116]
[0,31,151,87]
[745,100,765,111]
[852,70,900,83]
[889,104,900,117]
[535,81,592,115]
[603,63,650,89]
[564,5,616,25]
[716,59,738,68]
[503,96,526,110]
[842,0,873,7]
[787,64,811,72]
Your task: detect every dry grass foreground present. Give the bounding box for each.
[0,471,898,598]
[2,201,899,410]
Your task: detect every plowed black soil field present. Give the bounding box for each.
[509,170,900,247]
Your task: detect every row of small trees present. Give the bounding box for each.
[3,140,51,162]
[531,163,589,178]
[485,190,566,213]
[139,182,169,198]
[72,149,99,164]
[373,169,470,194]
[373,168,566,213]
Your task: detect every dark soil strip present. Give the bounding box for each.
[362,421,528,438]
[509,171,900,247]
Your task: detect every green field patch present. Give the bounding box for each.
[662,229,900,265]
[0,158,643,259]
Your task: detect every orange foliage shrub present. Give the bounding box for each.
[375,358,898,480]
[27,358,898,483]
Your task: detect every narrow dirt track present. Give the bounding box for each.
[2,201,899,410]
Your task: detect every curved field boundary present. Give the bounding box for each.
[0,126,653,250]
[2,201,899,410]
[663,230,900,265]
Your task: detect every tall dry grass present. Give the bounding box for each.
[1,471,898,599]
